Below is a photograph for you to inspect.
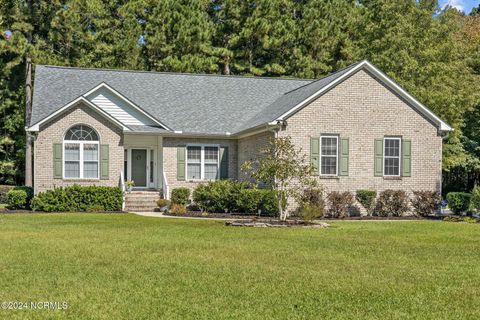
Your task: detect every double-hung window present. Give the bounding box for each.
[320,136,338,176]
[384,137,401,176]
[186,145,219,180]
[63,124,99,179]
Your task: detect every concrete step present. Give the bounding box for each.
[125,206,158,212]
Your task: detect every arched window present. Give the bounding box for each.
[64,125,99,179]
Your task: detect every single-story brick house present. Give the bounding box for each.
[26,60,452,211]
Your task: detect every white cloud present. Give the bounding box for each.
[442,0,465,11]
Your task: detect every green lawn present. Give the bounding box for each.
[0,214,479,319]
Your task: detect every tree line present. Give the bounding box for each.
[0,0,479,192]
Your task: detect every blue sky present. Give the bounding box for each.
[440,0,479,13]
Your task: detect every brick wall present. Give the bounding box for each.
[277,69,443,211]
[237,131,274,181]
[162,137,237,197]
[34,103,124,193]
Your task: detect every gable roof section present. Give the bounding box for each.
[29,60,452,135]
[237,60,452,133]
[27,96,128,132]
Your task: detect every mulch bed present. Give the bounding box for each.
[163,210,274,219]
[225,219,330,228]
[0,207,32,213]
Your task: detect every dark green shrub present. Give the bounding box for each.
[171,188,191,205]
[237,188,264,213]
[469,186,480,212]
[31,185,122,212]
[355,190,377,215]
[260,189,280,216]
[411,191,441,216]
[193,180,250,212]
[446,192,472,215]
[0,185,15,203]
[298,187,325,220]
[6,186,33,209]
[375,190,409,217]
[327,191,354,218]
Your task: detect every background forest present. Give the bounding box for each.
[0,0,479,194]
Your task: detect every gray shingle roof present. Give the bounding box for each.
[30,63,365,135]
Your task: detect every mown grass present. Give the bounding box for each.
[0,213,479,319]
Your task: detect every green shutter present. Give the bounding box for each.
[374,139,383,177]
[53,143,62,179]
[177,146,186,181]
[402,139,411,177]
[339,138,349,176]
[310,137,319,175]
[220,147,229,179]
[100,144,109,180]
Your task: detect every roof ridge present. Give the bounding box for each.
[35,64,314,82]
[280,61,364,96]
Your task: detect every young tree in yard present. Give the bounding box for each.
[241,136,316,221]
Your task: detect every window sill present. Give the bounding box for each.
[383,176,402,180]
[62,178,100,182]
[318,175,340,179]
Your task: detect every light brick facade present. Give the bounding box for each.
[162,137,237,194]
[34,103,124,194]
[277,70,442,204]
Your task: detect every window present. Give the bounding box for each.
[186,145,219,180]
[384,137,401,176]
[124,150,128,180]
[320,136,338,175]
[63,125,99,179]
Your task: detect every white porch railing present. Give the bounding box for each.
[162,171,170,200]
[119,171,126,211]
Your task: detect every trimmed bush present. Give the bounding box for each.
[327,191,354,218]
[298,187,325,220]
[446,192,471,215]
[260,189,280,216]
[6,186,33,209]
[411,191,441,216]
[375,190,409,217]
[171,188,190,205]
[355,190,377,215]
[469,186,480,212]
[0,185,15,203]
[237,189,264,213]
[31,185,122,212]
[193,180,250,213]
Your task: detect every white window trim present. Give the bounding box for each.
[63,140,100,179]
[320,135,339,176]
[186,144,220,181]
[383,137,402,177]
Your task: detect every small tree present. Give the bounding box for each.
[241,136,316,221]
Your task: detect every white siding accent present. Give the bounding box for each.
[86,88,156,126]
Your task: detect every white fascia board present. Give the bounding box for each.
[275,60,453,132]
[83,82,172,131]
[26,96,129,132]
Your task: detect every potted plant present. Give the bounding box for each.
[126,180,135,192]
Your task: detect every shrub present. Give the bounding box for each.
[326,191,354,218]
[469,186,480,212]
[193,180,250,213]
[170,203,186,215]
[446,192,472,215]
[410,191,441,216]
[375,190,409,217]
[0,185,15,203]
[171,188,190,205]
[237,188,264,213]
[6,186,33,209]
[355,190,377,216]
[298,187,325,220]
[260,189,280,216]
[157,198,171,208]
[31,185,122,212]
